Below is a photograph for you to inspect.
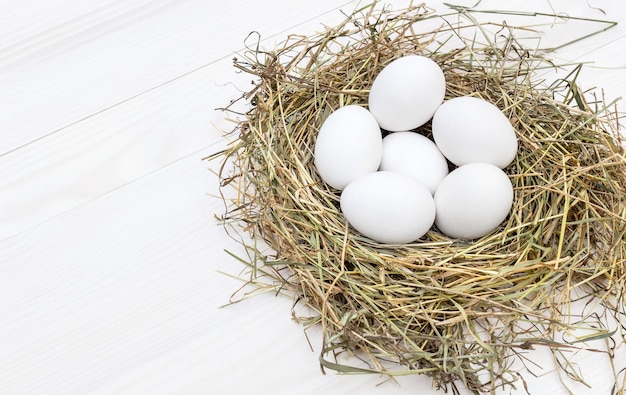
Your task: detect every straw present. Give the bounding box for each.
[208,3,626,393]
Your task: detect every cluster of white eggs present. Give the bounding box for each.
[314,55,518,243]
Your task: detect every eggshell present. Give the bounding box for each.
[431,96,518,168]
[368,55,446,132]
[379,132,449,194]
[434,162,513,240]
[340,171,435,244]
[314,105,383,190]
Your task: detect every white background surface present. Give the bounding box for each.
[1,1,625,394]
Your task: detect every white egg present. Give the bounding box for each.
[314,105,383,190]
[379,132,449,195]
[434,162,513,240]
[340,171,435,244]
[431,96,518,169]
[368,55,446,132]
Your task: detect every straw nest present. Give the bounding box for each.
[209,3,626,393]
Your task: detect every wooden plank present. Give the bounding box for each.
[0,0,363,240]
[0,148,227,394]
[0,0,159,63]
[0,0,358,155]
[0,60,231,240]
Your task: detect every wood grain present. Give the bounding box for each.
[0,0,358,154]
[0,0,624,394]
[0,0,360,240]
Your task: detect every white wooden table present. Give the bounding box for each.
[1,1,625,394]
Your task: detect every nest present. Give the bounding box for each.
[209,3,626,393]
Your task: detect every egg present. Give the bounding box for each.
[368,55,446,132]
[434,162,513,240]
[340,171,435,244]
[314,105,383,190]
[431,96,518,168]
[379,132,449,195]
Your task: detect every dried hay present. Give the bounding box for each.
[208,3,626,393]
